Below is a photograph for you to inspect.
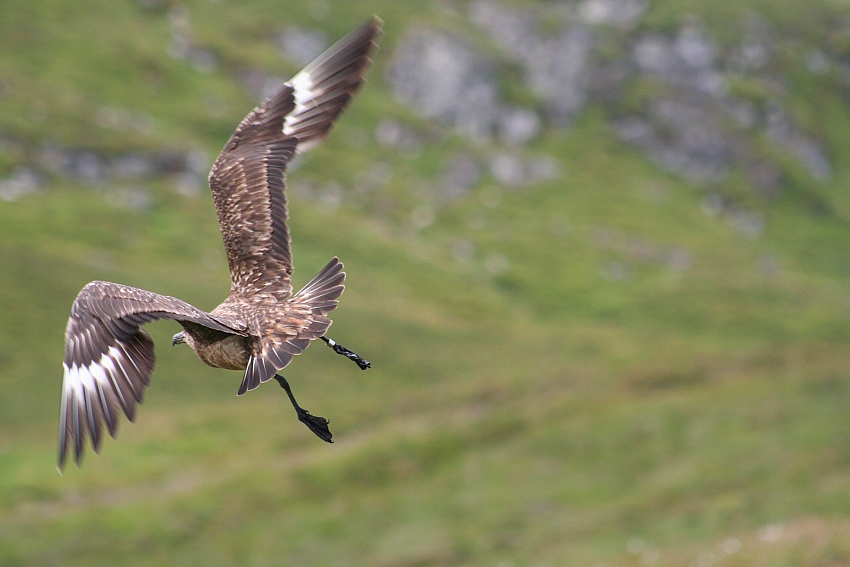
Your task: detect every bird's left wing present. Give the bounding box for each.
[59,281,242,470]
[208,17,382,301]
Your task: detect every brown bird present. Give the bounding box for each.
[58,17,381,470]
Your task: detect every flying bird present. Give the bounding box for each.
[58,17,381,470]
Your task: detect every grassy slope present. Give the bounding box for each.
[1,0,850,565]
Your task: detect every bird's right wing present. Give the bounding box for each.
[58,281,242,470]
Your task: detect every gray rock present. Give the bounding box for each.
[746,160,785,200]
[725,99,759,129]
[172,171,203,197]
[440,156,480,202]
[388,28,503,140]
[277,27,327,67]
[374,119,424,152]
[498,108,541,147]
[488,152,560,188]
[166,3,217,73]
[387,26,541,144]
[806,50,830,75]
[469,1,538,59]
[725,16,775,75]
[631,26,725,96]
[727,207,765,240]
[112,154,155,180]
[764,102,832,181]
[700,192,725,217]
[616,99,735,183]
[527,25,595,122]
[676,25,716,69]
[75,152,107,184]
[0,167,42,201]
[577,0,647,28]
[489,153,527,187]
[470,0,594,124]
[36,144,210,194]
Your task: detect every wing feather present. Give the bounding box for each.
[208,18,381,299]
[58,281,242,470]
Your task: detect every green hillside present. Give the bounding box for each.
[2,0,850,565]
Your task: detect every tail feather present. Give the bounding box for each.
[292,257,345,305]
[236,258,347,395]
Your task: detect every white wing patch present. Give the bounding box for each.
[276,18,380,155]
[282,69,322,152]
[62,348,126,403]
[59,331,153,469]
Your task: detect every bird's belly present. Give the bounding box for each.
[195,335,252,370]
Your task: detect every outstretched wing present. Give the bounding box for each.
[59,281,242,470]
[238,257,346,395]
[209,17,382,300]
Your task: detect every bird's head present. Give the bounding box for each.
[172,331,186,347]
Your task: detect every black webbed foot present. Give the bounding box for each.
[296,409,333,443]
[320,336,371,370]
[274,374,334,443]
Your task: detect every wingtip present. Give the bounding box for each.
[369,15,384,30]
[365,16,384,50]
[57,430,67,473]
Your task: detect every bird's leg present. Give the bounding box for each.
[273,374,333,443]
[319,336,371,370]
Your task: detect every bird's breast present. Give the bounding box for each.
[193,335,252,370]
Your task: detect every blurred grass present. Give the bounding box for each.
[1,0,850,565]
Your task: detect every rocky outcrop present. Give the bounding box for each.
[0,143,212,204]
[387,0,834,193]
[470,0,595,124]
[388,28,539,144]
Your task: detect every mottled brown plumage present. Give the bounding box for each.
[58,17,382,469]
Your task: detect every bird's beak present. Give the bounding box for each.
[172,332,185,346]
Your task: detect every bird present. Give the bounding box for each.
[57,17,382,470]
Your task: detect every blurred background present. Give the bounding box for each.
[1,0,850,565]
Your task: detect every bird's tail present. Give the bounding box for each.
[237,258,346,395]
[290,256,346,315]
